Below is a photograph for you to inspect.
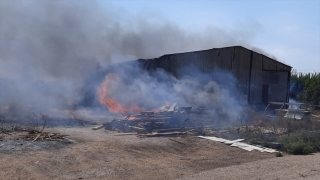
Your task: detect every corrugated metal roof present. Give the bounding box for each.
[151,46,292,70]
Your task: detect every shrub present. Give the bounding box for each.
[290,70,320,105]
[275,152,283,157]
[286,141,314,155]
[278,131,320,155]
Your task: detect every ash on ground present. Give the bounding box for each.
[0,124,75,152]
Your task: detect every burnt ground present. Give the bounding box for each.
[0,126,275,180]
[0,130,73,152]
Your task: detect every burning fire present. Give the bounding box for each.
[165,101,170,107]
[253,119,264,125]
[3,105,10,110]
[97,73,144,114]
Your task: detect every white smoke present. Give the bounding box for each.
[0,0,258,121]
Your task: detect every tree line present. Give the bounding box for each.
[290,70,320,105]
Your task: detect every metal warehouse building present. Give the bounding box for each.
[135,46,292,105]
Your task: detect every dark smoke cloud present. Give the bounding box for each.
[0,0,261,116]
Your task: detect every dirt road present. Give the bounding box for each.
[0,127,275,180]
[181,153,320,180]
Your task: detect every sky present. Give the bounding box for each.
[0,0,319,79]
[110,0,320,73]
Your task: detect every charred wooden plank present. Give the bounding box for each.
[92,125,104,130]
[155,128,185,133]
[168,138,186,145]
[139,132,187,137]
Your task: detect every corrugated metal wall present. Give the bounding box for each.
[232,47,251,99]
[262,71,289,102]
[250,51,264,104]
[138,46,291,105]
[249,50,290,104]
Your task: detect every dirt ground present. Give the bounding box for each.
[0,126,276,180]
[180,153,320,180]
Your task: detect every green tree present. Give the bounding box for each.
[290,70,320,105]
[303,73,320,105]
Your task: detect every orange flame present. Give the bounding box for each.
[165,101,171,107]
[253,119,264,125]
[97,73,144,114]
[127,116,140,120]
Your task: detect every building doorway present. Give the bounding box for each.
[262,84,269,104]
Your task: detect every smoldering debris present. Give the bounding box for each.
[23,132,68,142]
[0,123,72,152]
[102,101,241,137]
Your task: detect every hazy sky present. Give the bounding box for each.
[0,0,319,75]
[110,0,320,73]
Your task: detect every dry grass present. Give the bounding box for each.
[240,108,320,154]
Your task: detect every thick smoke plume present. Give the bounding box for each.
[97,63,243,125]
[0,0,257,121]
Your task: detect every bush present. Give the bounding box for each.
[278,131,320,155]
[275,152,283,157]
[286,141,314,155]
[290,70,320,105]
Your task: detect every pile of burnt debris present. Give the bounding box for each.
[102,104,226,137]
[0,114,68,142]
[23,131,67,141]
[0,123,71,151]
[1,124,68,142]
